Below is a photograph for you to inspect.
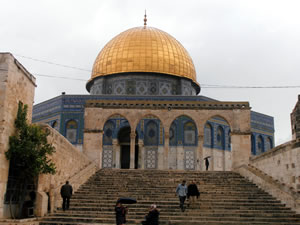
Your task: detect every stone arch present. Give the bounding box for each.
[136,114,164,146]
[134,112,165,133]
[136,114,164,169]
[169,115,198,170]
[169,115,198,146]
[205,114,232,131]
[102,115,131,169]
[204,115,231,151]
[101,113,131,130]
[168,113,199,136]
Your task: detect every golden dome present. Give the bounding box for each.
[89,26,198,86]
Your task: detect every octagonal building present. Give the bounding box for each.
[33,22,274,171]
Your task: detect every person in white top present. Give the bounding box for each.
[176,180,187,212]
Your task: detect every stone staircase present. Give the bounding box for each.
[39,169,300,225]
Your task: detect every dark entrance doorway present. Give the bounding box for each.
[118,126,139,169]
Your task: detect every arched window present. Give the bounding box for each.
[216,126,225,150]
[257,135,264,154]
[183,121,197,146]
[251,134,256,155]
[204,123,213,148]
[145,120,158,146]
[66,120,78,143]
[266,137,273,151]
[103,120,115,145]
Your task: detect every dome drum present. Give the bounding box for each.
[87,72,199,96]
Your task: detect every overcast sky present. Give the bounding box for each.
[1,0,299,145]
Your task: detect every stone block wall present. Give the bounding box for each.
[250,139,300,193]
[0,53,36,218]
[35,124,96,216]
[291,95,300,140]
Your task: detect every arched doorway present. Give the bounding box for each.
[118,126,139,169]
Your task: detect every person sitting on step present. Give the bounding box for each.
[142,204,159,225]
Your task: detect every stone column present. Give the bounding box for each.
[196,134,204,171]
[164,131,170,170]
[231,131,251,169]
[113,139,119,168]
[130,131,136,169]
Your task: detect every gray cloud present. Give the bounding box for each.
[1,0,299,145]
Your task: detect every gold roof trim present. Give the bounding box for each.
[89,26,198,86]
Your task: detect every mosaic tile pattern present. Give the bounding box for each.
[184,149,195,170]
[102,147,113,168]
[146,147,157,169]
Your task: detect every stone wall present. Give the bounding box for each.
[236,164,300,214]
[291,95,300,140]
[250,139,300,193]
[0,53,36,218]
[84,106,251,171]
[34,124,96,217]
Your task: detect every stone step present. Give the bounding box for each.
[39,170,300,225]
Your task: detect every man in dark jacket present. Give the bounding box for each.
[142,204,159,225]
[60,181,73,211]
[187,180,200,208]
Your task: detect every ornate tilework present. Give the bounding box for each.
[145,147,157,169]
[66,120,78,143]
[149,82,158,95]
[137,81,148,95]
[216,126,225,150]
[184,149,195,170]
[159,82,172,95]
[103,120,115,145]
[102,147,113,168]
[204,123,213,147]
[114,81,125,95]
[126,80,136,95]
[183,121,196,145]
[144,120,158,146]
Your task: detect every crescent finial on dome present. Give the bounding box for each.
[144,10,147,27]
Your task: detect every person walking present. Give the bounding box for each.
[205,157,210,171]
[187,180,200,208]
[115,201,127,225]
[142,204,159,225]
[60,181,73,211]
[176,180,187,212]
